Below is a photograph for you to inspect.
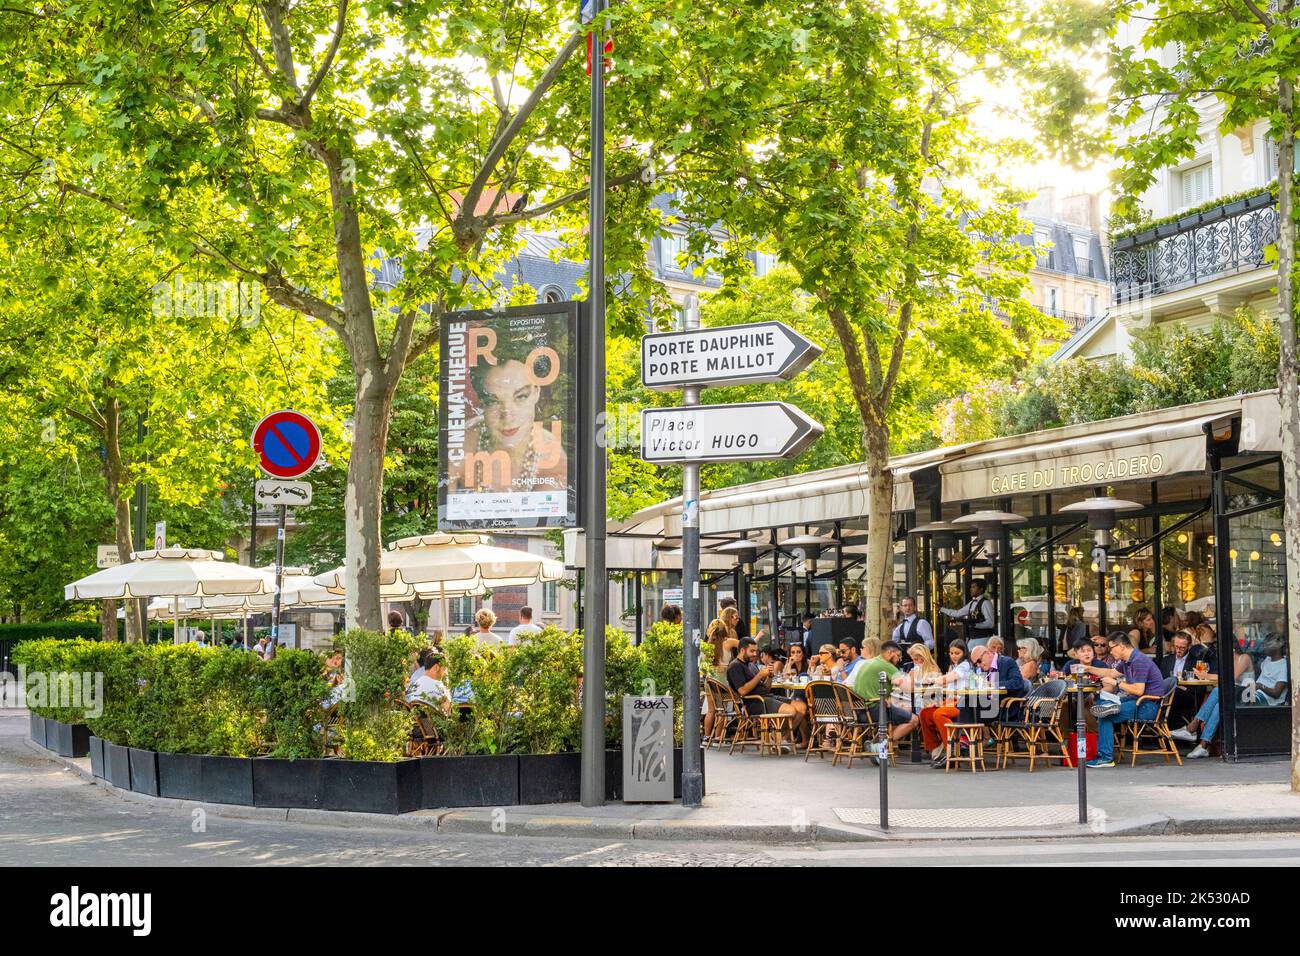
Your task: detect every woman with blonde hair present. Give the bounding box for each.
[892,643,941,710]
[703,605,740,738]
[1017,637,1045,683]
[473,608,498,645]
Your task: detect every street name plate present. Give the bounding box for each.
[641,401,823,464]
[641,320,822,390]
[256,479,313,507]
[95,545,121,569]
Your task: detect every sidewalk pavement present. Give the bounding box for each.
[17,723,1300,844]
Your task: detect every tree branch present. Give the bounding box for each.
[483,169,644,227]
[299,0,348,111]
[457,30,584,231]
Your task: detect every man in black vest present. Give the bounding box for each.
[940,580,997,648]
[891,596,934,651]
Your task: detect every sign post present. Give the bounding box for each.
[640,322,823,807]
[580,0,609,809]
[252,410,321,650]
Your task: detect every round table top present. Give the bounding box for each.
[1178,678,1218,687]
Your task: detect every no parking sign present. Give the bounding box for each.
[252,410,321,479]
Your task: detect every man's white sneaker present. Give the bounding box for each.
[1170,727,1198,743]
[1187,744,1209,758]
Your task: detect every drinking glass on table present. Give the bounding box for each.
[1193,661,1208,680]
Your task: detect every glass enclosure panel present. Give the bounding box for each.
[1159,511,1216,643]
[1228,504,1289,712]
[1009,525,1052,648]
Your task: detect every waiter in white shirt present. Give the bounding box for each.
[940,579,997,647]
[891,597,934,651]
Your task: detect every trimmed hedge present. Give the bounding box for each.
[14,625,711,762]
[0,621,122,642]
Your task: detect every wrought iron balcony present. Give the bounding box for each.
[1111,191,1278,305]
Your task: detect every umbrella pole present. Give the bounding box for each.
[440,585,449,642]
[242,612,248,649]
[174,597,181,645]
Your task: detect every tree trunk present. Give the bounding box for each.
[861,414,895,645]
[344,371,392,631]
[101,395,142,643]
[100,600,117,642]
[1273,76,1300,792]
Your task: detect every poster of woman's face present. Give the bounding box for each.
[438,303,577,530]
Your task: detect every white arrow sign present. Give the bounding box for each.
[641,402,823,464]
[641,321,823,391]
[256,479,313,507]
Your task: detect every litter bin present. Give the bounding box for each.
[622,695,674,802]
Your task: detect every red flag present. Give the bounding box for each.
[585,33,613,77]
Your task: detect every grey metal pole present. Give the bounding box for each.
[877,671,890,830]
[248,477,258,647]
[680,299,703,808]
[271,504,286,649]
[580,0,608,808]
[1075,678,1088,824]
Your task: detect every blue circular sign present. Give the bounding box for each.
[252,410,321,478]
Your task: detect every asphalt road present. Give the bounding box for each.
[2,723,1298,867]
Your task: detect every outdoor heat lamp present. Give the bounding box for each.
[1058,497,1143,572]
[783,533,836,575]
[951,511,1027,561]
[908,521,965,564]
[713,538,772,575]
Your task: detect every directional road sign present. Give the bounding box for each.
[256,479,314,507]
[641,321,822,391]
[641,401,823,465]
[252,410,322,479]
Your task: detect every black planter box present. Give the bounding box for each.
[200,755,255,806]
[89,735,105,779]
[157,753,204,801]
[128,747,159,797]
[49,720,91,759]
[320,758,421,814]
[103,741,132,790]
[29,713,45,749]
[518,752,581,804]
[253,758,326,809]
[420,754,519,809]
[603,748,704,801]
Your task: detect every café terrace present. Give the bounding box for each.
[566,388,1291,758]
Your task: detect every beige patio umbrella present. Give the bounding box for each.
[314,533,564,636]
[182,566,345,648]
[66,547,271,644]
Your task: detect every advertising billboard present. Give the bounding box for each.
[438,302,579,530]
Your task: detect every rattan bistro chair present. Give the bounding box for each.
[1121,678,1182,767]
[803,680,845,762]
[704,677,741,750]
[831,683,892,768]
[995,679,1068,770]
[320,703,344,756]
[407,700,444,757]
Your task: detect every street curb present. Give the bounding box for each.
[18,739,1300,845]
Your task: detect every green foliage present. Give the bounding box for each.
[0,622,121,643]
[603,626,644,747]
[335,628,425,761]
[1109,184,1279,240]
[507,626,583,754]
[633,621,703,743]
[253,650,331,759]
[937,309,1280,442]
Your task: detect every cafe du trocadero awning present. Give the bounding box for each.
[571,389,1282,564]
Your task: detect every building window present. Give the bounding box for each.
[1178,162,1213,210]
[540,285,565,304]
[754,251,778,277]
[1033,229,1051,268]
[450,596,475,627]
[542,580,558,614]
[1072,236,1093,277]
[660,233,687,272]
[1046,287,1060,314]
[1267,137,1298,178]
[1084,294,1098,319]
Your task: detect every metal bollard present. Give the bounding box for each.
[1075,679,1087,825]
[878,671,889,830]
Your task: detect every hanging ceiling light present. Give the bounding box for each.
[951,511,1027,561]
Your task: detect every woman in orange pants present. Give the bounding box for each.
[920,640,973,762]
